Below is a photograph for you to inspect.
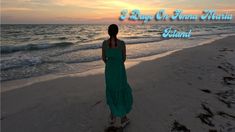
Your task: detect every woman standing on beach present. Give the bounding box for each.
[102,24,133,128]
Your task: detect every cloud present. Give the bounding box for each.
[1,0,235,24]
[1,7,32,11]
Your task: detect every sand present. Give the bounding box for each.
[1,36,235,132]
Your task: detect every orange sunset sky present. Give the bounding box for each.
[1,0,235,24]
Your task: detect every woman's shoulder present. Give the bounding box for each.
[117,39,125,49]
[102,39,108,44]
[102,40,108,48]
[117,39,125,44]
[116,39,125,48]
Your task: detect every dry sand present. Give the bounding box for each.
[1,36,235,132]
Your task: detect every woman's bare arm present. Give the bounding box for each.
[122,41,126,62]
[102,41,106,63]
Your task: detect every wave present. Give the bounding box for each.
[147,29,162,33]
[58,37,68,40]
[1,57,43,71]
[49,37,164,57]
[1,42,74,54]
[0,48,168,72]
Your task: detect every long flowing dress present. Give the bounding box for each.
[103,39,133,117]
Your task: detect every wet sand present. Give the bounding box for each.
[1,36,235,132]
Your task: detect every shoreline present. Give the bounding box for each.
[1,34,232,93]
[1,50,177,93]
[1,35,235,132]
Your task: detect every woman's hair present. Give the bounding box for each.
[108,24,118,47]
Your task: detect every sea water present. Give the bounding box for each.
[1,24,235,82]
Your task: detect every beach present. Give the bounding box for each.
[1,36,235,132]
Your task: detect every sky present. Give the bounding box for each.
[1,0,235,24]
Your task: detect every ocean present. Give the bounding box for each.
[1,24,235,82]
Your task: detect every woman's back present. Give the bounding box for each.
[103,39,125,61]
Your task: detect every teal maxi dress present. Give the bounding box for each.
[103,40,133,117]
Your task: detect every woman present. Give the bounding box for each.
[102,24,133,127]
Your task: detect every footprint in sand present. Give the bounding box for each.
[197,103,214,127]
[171,120,190,132]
